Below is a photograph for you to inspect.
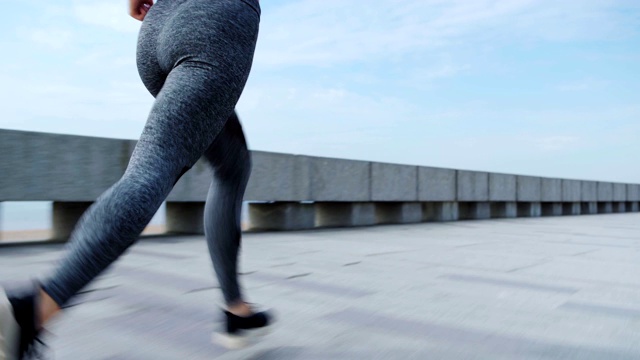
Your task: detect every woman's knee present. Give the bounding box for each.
[204,113,252,179]
[122,158,188,195]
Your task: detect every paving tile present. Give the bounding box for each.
[2,213,640,359]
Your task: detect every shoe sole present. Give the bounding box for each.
[212,324,273,350]
[0,288,19,360]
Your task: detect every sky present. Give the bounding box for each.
[0,0,639,183]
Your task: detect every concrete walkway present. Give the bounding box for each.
[2,214,640,359]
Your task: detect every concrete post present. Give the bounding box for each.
[542,203,563,217]
[562,202,581,216]
[166,202,205,234]
[423,202,459,222]
[375,202,422,224]
[316,202,376,228]
[614,202,626,213]
[248,202,315,231]
[459,202,491,220]
[52,202,93,240]
[518,202,542,217]
[629,202,640,212]
[582,202,598,215]
[598,202,613,214]
[490,202,517,219]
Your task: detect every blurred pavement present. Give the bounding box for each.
[2,214,640,359]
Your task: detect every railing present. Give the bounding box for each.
[1,129,639,241]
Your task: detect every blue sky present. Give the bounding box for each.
[0,0,639,183]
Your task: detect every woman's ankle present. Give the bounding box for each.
[227,301,252,317]
[38,288,61,328]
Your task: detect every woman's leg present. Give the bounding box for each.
[204,113,272,350]
[41,0,261,314]
[2,0,261,355]
[203,111,252,309]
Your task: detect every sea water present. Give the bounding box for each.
[0,202,166,232]
[0,201,249,234]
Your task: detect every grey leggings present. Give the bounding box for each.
[42,0,260,306]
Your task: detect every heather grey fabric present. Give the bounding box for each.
[42,0,260,306]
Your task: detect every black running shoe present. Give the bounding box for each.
[213,308,274,349]
[0,284,43,360]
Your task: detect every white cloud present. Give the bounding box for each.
[0,68,152,139]
[2,0,639,183]
[534,135,581,152]
[75,51,136,69]
[557,78,608,92]
[236,82,422,156]
[312,88,348,102]
[73,3,141,33]
[28,28,73,49]
[255,0,635,68]
[418,63,471,81]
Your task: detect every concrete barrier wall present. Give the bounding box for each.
[598,182,614,201]
[489,173,516,201]
[3,129,639,205]
[517,176,542,202]
[308,156,370,202]
[541,178,562,202]
[457,171,489,201]
[0,129,133,201]
[418,167,456,201]
[242,151,311,202]
[613,183,627,202]
[371,163,417,201]
[582,181,598,202]
[562,180,582,202]
[1,129,640,237]
[629,184,640,201]
[167,157,214,202]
